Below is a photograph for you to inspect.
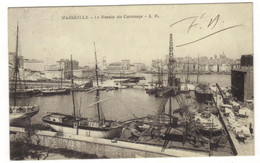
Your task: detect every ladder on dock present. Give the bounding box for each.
[158,97,170,115]
[175,94,188,114]
[161,126,172,152]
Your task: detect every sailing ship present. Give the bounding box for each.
[42,43,123,139]
[40,63,70,96]
[179,55,195,93]
[194,55,213,103]
[145,61,165,95]
[10,24,39,124]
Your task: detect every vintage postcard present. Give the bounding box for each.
[8,3,253,160]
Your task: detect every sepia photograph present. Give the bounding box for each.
[7,2,254,161]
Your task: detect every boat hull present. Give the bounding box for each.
[145,88,163,94]
[197,129,224,145]
[42,113,123,139]
[195,89,213,103]
[41,89,70,96]
[10,109,39,124]
[9,89,41,97]
[47,123,122,139]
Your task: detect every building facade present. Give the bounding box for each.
[24,59,44,72]
[57,59,79,71]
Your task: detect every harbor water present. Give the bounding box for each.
[10,74,231,125]
[143,73,231,87]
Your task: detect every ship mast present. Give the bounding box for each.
[60,62,63,88]
[70,55,76,119]
[70,55,78,135]
[158,61,161,88]
[13,23,20,106]
[197,54,200,84]
[161,62,164,87]
[186,55,189,83]
[94,42,103,123]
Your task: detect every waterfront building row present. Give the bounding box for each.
[149,62,235,74]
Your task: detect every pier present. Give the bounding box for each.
[218,109,254,155]
[10,126,207,158]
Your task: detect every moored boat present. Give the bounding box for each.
[10,105,40,124]
[42,44,123,139]
[145,87,163,94]
[40,88,70,96]
[195,83,213,103]
[42,112,122,138]
[194,111,222,132]
[9,24,40,125]
[194,55,213,103]
[9,88,42,97]
[193,111,223,144]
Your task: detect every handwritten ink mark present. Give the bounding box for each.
[176,25,242,47]
[208,14,220,29]
[200,13,206,19]
[169,16,198,27]
[187,17,198,33]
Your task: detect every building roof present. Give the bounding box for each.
[108,62,122,66]
[24,59,44,63]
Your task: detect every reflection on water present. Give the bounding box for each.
[143,73,231,87]
[178,74,231,87]
[12,89,162,124]
[10,74,231,124]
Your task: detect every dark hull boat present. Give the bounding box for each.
[195,84,213,103]
[145,87,163,94]
[41,88,70,96]
[195,89,213,103]
[9,89,42,97]
[195,54,213,103]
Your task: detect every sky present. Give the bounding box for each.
[8,3,253,66]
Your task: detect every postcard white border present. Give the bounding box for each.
[0,0,259,163]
